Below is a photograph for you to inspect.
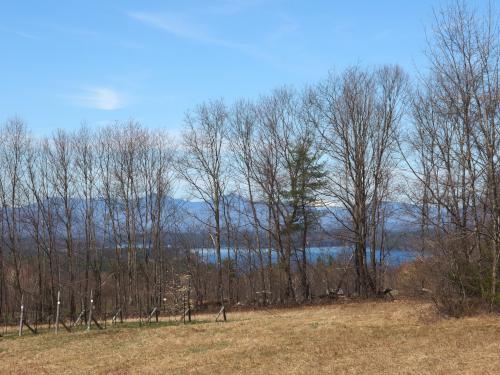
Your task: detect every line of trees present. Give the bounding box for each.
[0,121,178,320]
[404,2,500,314]
[0,2,498,320]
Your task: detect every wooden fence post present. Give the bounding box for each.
[55,290,61,334]
[182,293,185,324]
[18,295,24,337]
[188,276,192,322]
[139,298,143,327]
[87,290,93,332]
[148,307,158,324]
[112,308,122,326]
[74,309,85,327]
[215,306,226,322]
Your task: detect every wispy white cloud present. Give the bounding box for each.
[267,15,299,43]
[71,87,125,110]
[0,26,40,40]
[128,11,212,43]
[206,0,267,15]
[13,30,40,40]
[371,29,394,41]
[50,24,145,50]
[127,11,268,59]
[50,25,99,38]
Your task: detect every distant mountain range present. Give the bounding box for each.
[8,195,421,241]
[177,196,421,232]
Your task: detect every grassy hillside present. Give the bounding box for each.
[1,300,499,374]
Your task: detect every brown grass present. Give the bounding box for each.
[1,299,499,374]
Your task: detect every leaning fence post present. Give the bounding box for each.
[215,305,226,322]
[18,295,24,337]
[55,290,61,334]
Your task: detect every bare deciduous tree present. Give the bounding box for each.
[178,100,228,307]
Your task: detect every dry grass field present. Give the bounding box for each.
[0,300,499,374]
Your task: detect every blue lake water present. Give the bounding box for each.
[192,246,416,266]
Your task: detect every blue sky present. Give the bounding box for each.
[1,0,448,136]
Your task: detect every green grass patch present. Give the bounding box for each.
[0,318,212,342]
